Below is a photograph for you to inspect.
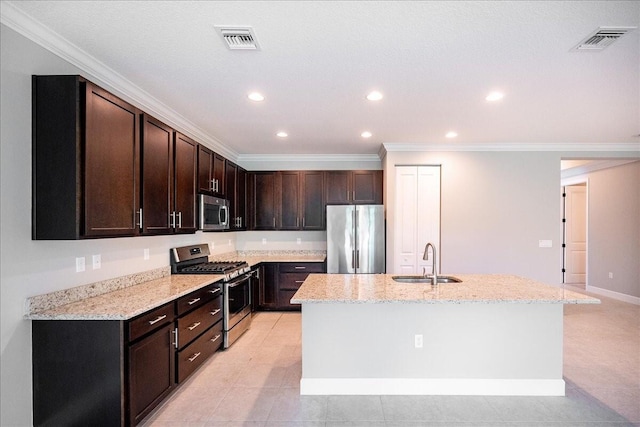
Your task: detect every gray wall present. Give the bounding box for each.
[587,161,640,298]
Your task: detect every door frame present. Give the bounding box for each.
[561,176,589,288]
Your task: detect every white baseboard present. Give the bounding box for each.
[586,285,640,305]
[300,378,565,396]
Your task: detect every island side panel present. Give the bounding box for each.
[300,302,564,396]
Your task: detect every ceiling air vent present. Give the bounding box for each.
[573,26,637,51]
[215,26,260,50]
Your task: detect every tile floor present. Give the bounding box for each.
[141,291,639,426]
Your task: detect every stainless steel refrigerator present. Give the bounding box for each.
[326,205,385,273]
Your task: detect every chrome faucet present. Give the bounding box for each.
[423,242,437,286]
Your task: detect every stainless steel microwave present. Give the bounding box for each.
[199,195,230,231]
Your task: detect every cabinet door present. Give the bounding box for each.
[249,172,277,230]
[128,323,175,426]
[301,171,325,230]
[325,171,351,205]
[278,171,300,230]
[236,166,247,230]
[226,161,238,227]
[84,82,140,237]
[258,263,279,309]
[352,170,383,204]
[197,145,213,194]
[174,133,198,233]
[212,153,226,197]
[141,114,173,235]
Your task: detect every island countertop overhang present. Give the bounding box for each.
[291,273,600,305]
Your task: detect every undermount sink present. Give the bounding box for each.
[392,275,462,284]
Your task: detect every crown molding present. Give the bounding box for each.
[1,1,238,160]
[382,142,640,153]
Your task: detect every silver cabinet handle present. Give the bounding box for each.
[188,297,201,305]
[136,209,143,229]
[210,309,221,316]
[294,266,306,269]
[295,280,305,284]
[210,334,221,343]
[177,211,182,228]
[188,352,201,362]
[302,217,305,228]
[352,190,355,201]
[296,217,299,227]
[187,321,201,331]
[170,211,176,228]
[239,217,243,228]
[148,314,167,325]
[273,217,276,228]
[208,288,221,295]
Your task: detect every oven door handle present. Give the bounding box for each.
[227,273,253,288]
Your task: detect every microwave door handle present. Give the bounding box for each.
[220,205,229,226]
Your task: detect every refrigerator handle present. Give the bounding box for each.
[356,250,360,269]
[352,250,356,269]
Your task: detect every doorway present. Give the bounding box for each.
[562,183,587,287]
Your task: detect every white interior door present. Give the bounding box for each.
[394,166,441,275]
[564,184,587,284]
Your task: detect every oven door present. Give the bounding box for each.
[224,272,253,347]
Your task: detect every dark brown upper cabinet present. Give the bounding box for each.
[172,133,198,233]
[32,75,141,239]
[325,170,383,205]
[140,116,197,235]
[225,160,247,230]
[248,171,325,231]
[197,145,225,197]
[248,172,278,230]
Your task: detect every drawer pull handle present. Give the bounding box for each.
[148,314,167,325]
[210,334,221,343]
[294,266,306,269]
[187,322,201,331]
[210,309,221,316]
[208,288,221,295]
[188,352,201,363]
[188,297,201,305]
[295,280,305,284]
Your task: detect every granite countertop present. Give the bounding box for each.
[290,274,601,305]
[26,251,326,321]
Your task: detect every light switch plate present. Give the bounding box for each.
[92,254,101,269]
[144,248,150,260]
[538,240,553,248]
[75,257,85,272]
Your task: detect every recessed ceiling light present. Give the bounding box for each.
[366,91,383,101]
[276,131,288,138]
[485,91,504,102]
[248,92,265,102]
[445,131,458,139]
[361,131,373,138]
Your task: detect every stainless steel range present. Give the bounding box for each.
[171,244,254,348]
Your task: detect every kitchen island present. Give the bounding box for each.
[291,274,599,397]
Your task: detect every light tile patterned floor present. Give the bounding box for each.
[141,293,639,426]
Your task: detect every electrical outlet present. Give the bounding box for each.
[609,272,613,279]
[296,238,301,245]
[144,248,150,260]
[414,334,423,348]
[262,238,267,245]
[92,254,101,269]
[75,257,85,272]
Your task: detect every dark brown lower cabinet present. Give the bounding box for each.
[255,262,326,311]
[32,283,224,426]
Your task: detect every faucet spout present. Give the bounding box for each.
[423,243,438,286]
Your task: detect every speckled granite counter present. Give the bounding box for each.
[291,273,600,304]
[26,251,325,320]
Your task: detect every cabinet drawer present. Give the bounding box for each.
[279,273,309,291]
[176,281,222,316]
[128,302,175,342]
[177,320,223,383]
[278,262,325,273]
[176,298,221,349]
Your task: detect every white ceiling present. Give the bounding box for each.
[3,1,640,157]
